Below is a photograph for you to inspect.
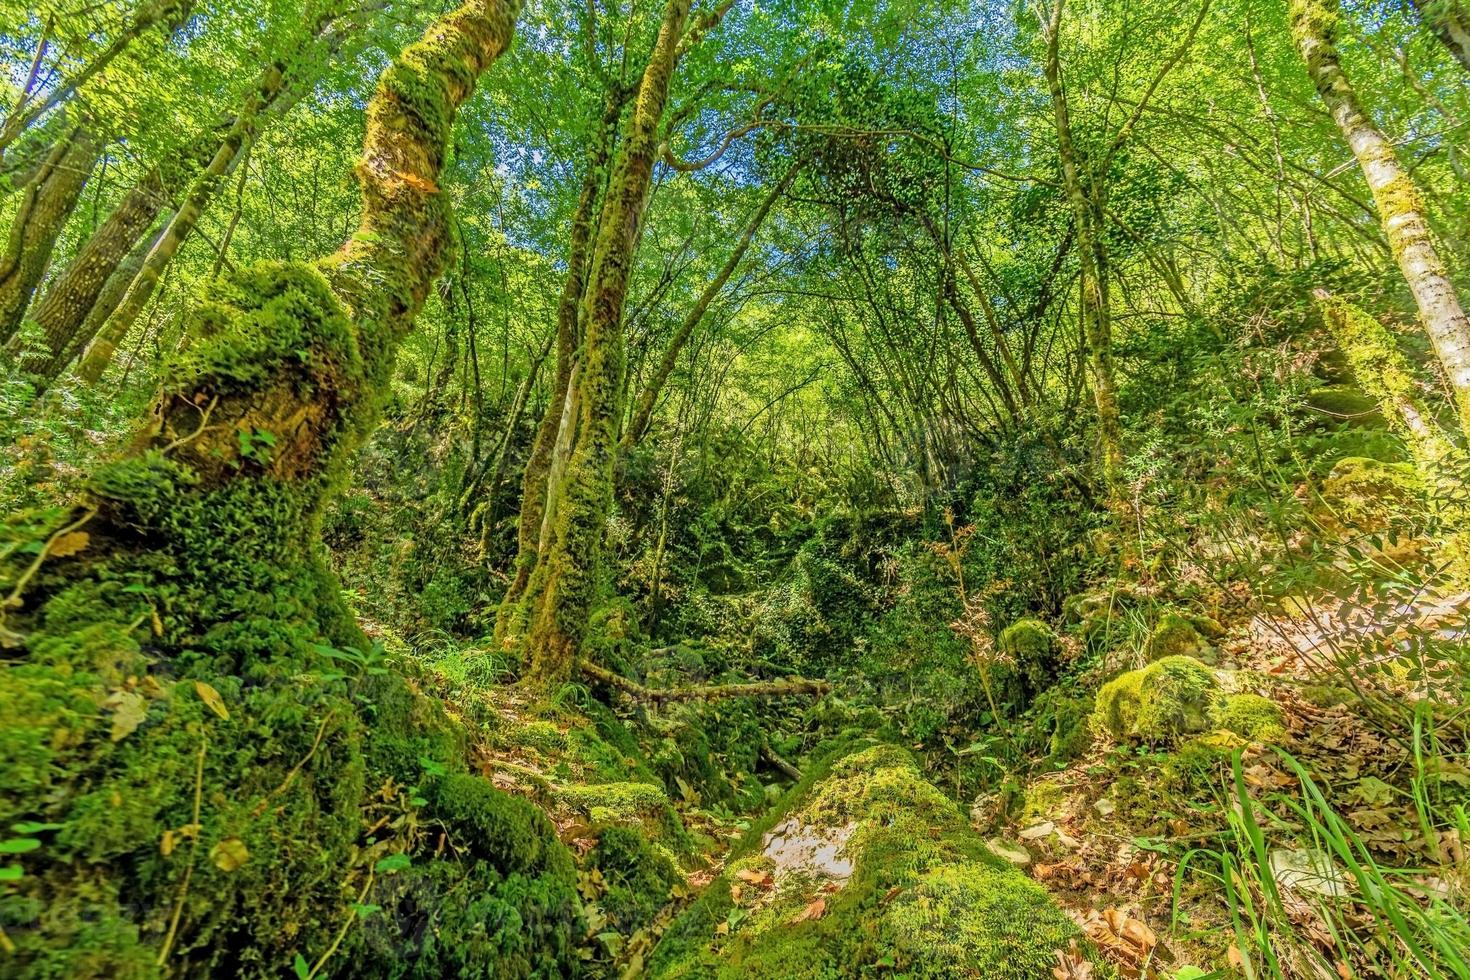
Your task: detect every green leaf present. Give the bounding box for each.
[11,822,65,834]
[374,853,411,875]
[293,952,310,978]
[0,838,41,854]
[0,865,24,881]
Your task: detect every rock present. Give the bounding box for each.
[648,745,1092,978]
[989,837,1033,867]
[1091,656,1218,746]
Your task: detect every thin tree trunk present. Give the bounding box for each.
[0,122,101,343]
[622,158,799,449]
[1292,0,1470,432]
[1041,0,1126,505]
[0,0,193,164]
[75,63,289,382]
[1412,0,1470,71]
[8,165,169,375]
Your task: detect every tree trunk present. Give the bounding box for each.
[498,90,626,618]
[1292,0,1470,433]
[1313,290,1455,465]
[502,0,696,686]
[0,122,101,343]
[7,165,169,375]
[1041,0,1126,505]
[0,1,524,971]
[74,63,289,382]
[622,158,800,449]
[1412,0,1470,71]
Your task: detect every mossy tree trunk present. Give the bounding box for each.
[499,90,626,615]
[499,0,698,687]
[0,6,533,971]
[1291,0,1470,435]
[1041,0,1125,510]
[1313,290,1456,465]
[1412,0,1470,71]
[0,121,101,343]
[74,63,290,382]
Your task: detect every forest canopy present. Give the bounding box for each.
[0,0,1468,976]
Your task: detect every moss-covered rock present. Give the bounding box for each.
[647,745,1089,978]
[1211,692,1286,742]
[1092,656,1218,746]
[1303,385,1383,428]
[1142,612,1214,663]
[587,826,679,936]
[997,617,1061,696]
[1319,456,1424,533]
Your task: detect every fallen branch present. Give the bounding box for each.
[761,741,803,782]
[577,660,829,704]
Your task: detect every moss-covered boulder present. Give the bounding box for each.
[997,617,1062,697]
[647,745,1087,978]
[1211,692,1286,742]
[1303,385,1383,428]
[1092,656,1218,745]
[1142,612,1215,663]
[1318,456,1425,533]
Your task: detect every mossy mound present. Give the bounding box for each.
[1318,456,1425,533]
[0,650,584,979]
[997,617,1061,698]
[1092,656,1218,745]
[1142,612,1214,663]
[1211,692,1286,743]
[647,745,1088,978]
[1303,385,1383,428]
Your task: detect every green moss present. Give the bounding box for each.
[647,745,1090,978]
[588,826,679,935]
[1211,693,1286,742]
[1143,613,1213,663]
[1092,656,1218,746]
[1304,385,1383,428]
[1320,456,1425,531]
[997,617,1061,694]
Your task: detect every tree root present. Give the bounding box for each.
[577,659,829,704]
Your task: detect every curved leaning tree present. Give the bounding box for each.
[0,2,587,976]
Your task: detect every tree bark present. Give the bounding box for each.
[0,122,101,343]
[1292,0,1470,433]
[7,165,169,375]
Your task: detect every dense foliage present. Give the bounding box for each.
[1,0,1468,976]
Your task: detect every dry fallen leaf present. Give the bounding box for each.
[735,868,774,889]
[210,837,250,872]
[47,531,90,558]
[194,680,230,721]
[1053,940,1095,979]
[790,897,826,923]
[105,690,148,742]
